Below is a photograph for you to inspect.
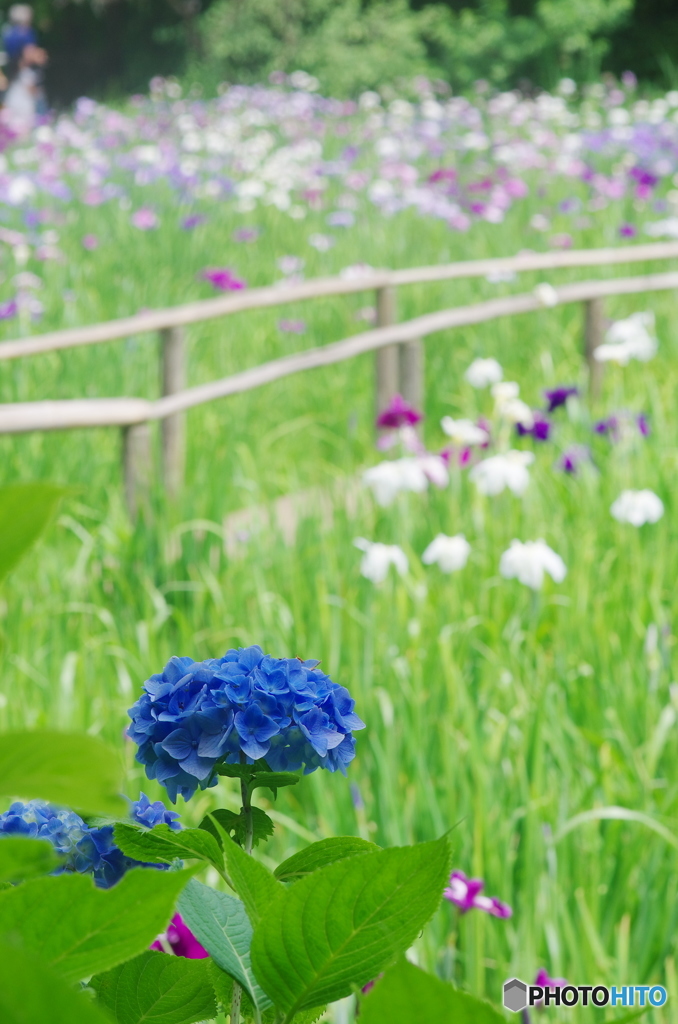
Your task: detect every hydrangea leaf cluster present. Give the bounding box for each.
[0,793,179,889]
[127,645,365,802]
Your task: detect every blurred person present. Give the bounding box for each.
[2,5,37,62]
[4,42,47,131]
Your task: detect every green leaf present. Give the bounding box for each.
[91,950,216,1024]
[0,836,62,883]
[0,941,112,1024]
[209,963,326,1024]
[360,959,505,1023]
[0,482,65,584]
[200,807,274,849]
[249,772,300,799]
[114,823,224,874]
[0,730,126,816]
[220,832,283,927]
[274,837,380,882]
[178,878,272,1013]
[251,834,451,1016]
[0,865,198,983]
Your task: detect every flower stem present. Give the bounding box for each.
[230,982,243,1024]
[521,1010,531,1024]
[231,755,256,1022]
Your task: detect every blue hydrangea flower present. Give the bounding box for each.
[127,645,365,802]
[0,793,181,888]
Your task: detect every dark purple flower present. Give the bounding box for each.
[544,386,577,412]
[517,411,552,441]
[376,393,422,430]
[619,223,637,238]
[181,214,205,230]
[443,870,512,918]
[151,913,208,959]
[557,445,590,474]
[200,267,247,292]
[594,415,616,436]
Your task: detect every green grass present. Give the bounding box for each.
[2,173,678,1021]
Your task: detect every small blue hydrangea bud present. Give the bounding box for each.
[127,646,365,802]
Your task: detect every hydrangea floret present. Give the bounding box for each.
[127,645,365,802]
[0,793,178,888]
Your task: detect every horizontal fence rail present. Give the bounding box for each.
[2,243,678,516]
[0,241,678,363]
[1,268,677,434]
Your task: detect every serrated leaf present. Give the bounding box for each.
[249,772,300,798]
[200,808,274,849]
[360,959,505,1023]
[0,482,66,584]
[178,878,271,1014]
[274,837,379,882]
[251,835,451,1016]
[114,823,224,874]
[0,941,112,1024]
[0,730,126,815]
[0,865,198,983]
[221,833,283,927]
[0,836,63,883]
[91,949,216,1024]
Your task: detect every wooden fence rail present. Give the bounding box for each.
[1,242,678,515]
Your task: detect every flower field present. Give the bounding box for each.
[2,73,678,1020]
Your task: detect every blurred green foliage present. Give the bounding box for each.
[23,0,678,104]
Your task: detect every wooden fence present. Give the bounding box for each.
[2,240,678,516]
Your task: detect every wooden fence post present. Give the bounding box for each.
[122,423,151,521]
[160,326,186,497]
[400,338,424,415]
[375,285,399,420]
[584,298,605,399]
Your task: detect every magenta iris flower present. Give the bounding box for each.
[200,268,247,292]
[443,870,512,918]
[233,227,260,243]
[151,914,208,959]
[82,234,99,250]
[544,386,577,412]
[0,299,18,320]
[619,223,637,238]
[534,969,568,1006]
[376,393,422,430]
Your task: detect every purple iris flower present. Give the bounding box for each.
[233,227,260,243]
[517,411,552,441]
[443,870,512,918]
[181,214,205,230]
[200,267,247,292]
[278,319,306,334]
[544,386,577,412]
[376,393,422,430]
[0,299,17,320]
[637,413,651,436]
[619,223,637,238]
[557,445,590,474]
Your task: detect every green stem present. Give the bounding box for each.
[231,754,256,1022]
[230,981,243,1024]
